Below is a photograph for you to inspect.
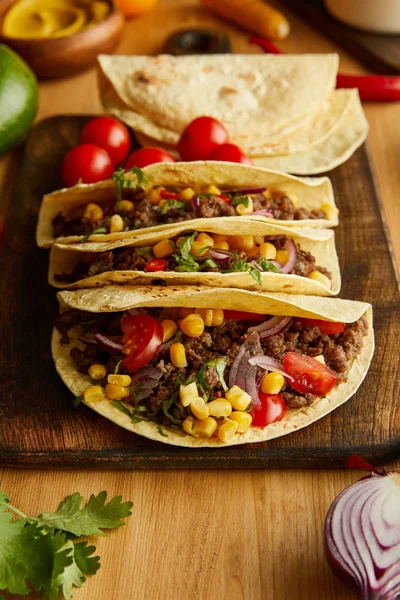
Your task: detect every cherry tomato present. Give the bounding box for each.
[81,117,130,165]
[61,144,115,187]
[145,258,167,272]
[250,393,287,427]
[207,143,252,164]
[223,310,265,321]
[298,318,345,335]
[283,352,338,397]
[160,190,179,200]
[121,314,163,373]
[177,116,229,161]
[125,147,175,169]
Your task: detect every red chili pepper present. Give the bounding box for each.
[160,190,179,200]
[250,36,400,102]
[219,194,231,204]
[144,258,167,272]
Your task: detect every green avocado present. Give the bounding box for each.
[0,44,38,155]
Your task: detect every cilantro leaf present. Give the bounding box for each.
[74,542,100,576]
[81,227,107,243]
[131,165,148,187]
[31,492,133,537]
[112,166,148,209]
[249,266,262,286]
[207,358,229,392]
[231,195,251,207]
[259,258,282,273]
[47,540,100,600]
[160,200,185,215]
[73,393,83,408]
[137,246,153,257]
[113,399,144,423]
[227,256,262,287]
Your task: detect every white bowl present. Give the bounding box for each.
[324,0,400,34]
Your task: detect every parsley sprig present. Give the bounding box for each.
[0,489,132,599]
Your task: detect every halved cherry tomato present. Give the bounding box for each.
[219,194,231,204]
[125,147,175,169]
[224,310,265,321]
[250,393,287,427]
[283,352,337,397]
[121,314,163,373]
[145,258,167,272]
[160,190,179,200]
[178,116,229,161]
[207,143,252,165]
[298,318,345,335]
[61,144,115,187]
[81,117,130,165]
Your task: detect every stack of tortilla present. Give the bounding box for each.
[97,53,368,175]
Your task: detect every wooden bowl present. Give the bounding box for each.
[0,0,124,79]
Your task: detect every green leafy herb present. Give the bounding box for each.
[206,358,229,392]
[160,200,185,215]
[73,393,84,408]
[81,227,107,243]
[259,258,282,273]
[114,359,123,374]
[231,195,251,208]
[112,166,148,209]
[113,400,144,423]
[173,231,201,272]
[162,392,181,426]
[131,165,148,187]
[202,258,218,270]
[0,489,132,599]
[228,257,262,286]
[137,246,154,257]
[157,425,168,437]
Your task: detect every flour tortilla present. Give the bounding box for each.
[49,223,341,296]
[98,53,339,145]
[37,161,337,249]
[53,286,374,447]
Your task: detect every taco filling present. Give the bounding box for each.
[55,306,367,443]
[54,231,332,288]
[52,182,329,241]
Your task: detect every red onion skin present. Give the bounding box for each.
[191,195,201,210]
[279,238,297,274]
[252,209,275,218]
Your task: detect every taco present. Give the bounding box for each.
[36,162,338,249]
[53,286,374,447]
[49,223,340,296]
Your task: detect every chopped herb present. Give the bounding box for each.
[137,246,154,257]
[114,359,123,374]
[207,358,229,392]
[228,257,262,287]
[198,365,213,391]
[157,425,168,438]
[162,392,181,426]
[74,393,84,407]
[202,258,218,269]
[112,166,147,210]
[259,258,282,273]
[131,165,148,187]
[175,330,183,343]
[113,400,144,423]
[231,195,251,208]
[160,200,185,215]
[82,227,107,243]
[173,231,200,272]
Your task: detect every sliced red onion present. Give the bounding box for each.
[94,333,123,354]
[191,195,201,210]
[228,332,262,406]
[251,260,263,272]
[221,186,267,195]
[325,469,400,600]
[208,248,233,262]
[277,238,297,274]
[228,331,259,389]
[78,334,98,345]
[245,361,258,403]
[252,209,275,218]
[248,316,292,338]
[248,355,294,382]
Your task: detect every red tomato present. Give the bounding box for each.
[160,190,179,200]
[145,258,167,272]
[177,116,229,161]
[250,393,287,427]
[298,318,345,335]
[61,144,114,187]
[207,143,252,165]
[224,310,265,321]
[81,117,130,165]
[125,147,175,169]
[121,314,163,373]
[283,352,338,397]
[219,194,231,204]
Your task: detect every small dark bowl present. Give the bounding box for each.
[0,0,124,79]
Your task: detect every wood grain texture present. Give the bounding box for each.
[0,1,399,598]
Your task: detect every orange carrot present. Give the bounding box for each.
[200,0,290,41]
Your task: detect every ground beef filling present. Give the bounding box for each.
[57,311,366,420]
[52,190,327,239]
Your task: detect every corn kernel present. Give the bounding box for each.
[182,415,195,435]
[275,249,289,266]
[180,313,204,338]
[211,309,224,326]
[314,355,326,364]
[104,383,130,400]
[261,372,285,395]
[109,214,124,233]
[170,343,188,368]
[208,399,232,418]
[119,200,134,212]
[179,187,195,201]
[213,234,229,244]
[218,419,238,442]
[83,385,105,403]
[180,381,199,407]
[195,308,214,326]
[213,241,230,250]
[107,374,132,386]
[195,232,214,246]
[308,270,332,289]
[229,411,252,433]
[236,199,253,215]
[259,242,277,260]
[235,235,255,251]
[190,397,210,420]
[88,364,106,380]
[83,203,103,224]
[213,418,225,436]
[263,189,272,199]
[161,319,177,342]
[191,240,210,258]
[226,385,252,411]
[320,203,339,221]
[153,238,174,259]
[193,416,217,437]
[149,187,162,204]
[205,184,221,195]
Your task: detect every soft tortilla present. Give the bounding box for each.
[49,223,341,296]
[37,161,337,249]
[53,286,374,447]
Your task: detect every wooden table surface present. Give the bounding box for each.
[1,1,399,598]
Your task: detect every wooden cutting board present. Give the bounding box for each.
[0,115,399,469]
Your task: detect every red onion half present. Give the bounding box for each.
[248,316,292,338]
[325,469,400,600]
